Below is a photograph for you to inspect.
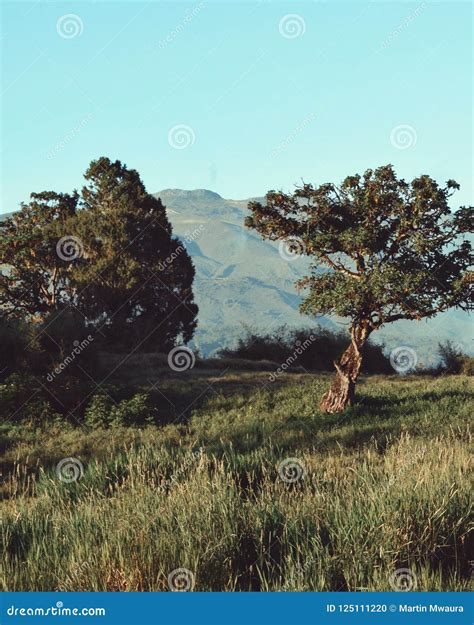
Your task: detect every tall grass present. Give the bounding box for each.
[1,374,472,591]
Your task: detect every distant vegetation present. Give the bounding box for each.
[218,325,392,375]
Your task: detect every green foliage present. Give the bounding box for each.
[0,316,36,380]
[84,392,155,427]
[0,191,79,317]
[83,393,112,428]
[0,157,198,353]
[73,157,198,351]
[246,165,472,329]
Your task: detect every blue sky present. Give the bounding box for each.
[1,1,472,213]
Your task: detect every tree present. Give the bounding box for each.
[1,157,198,355]
[246,165,472,412]
[0,191,79,318]
[72,157,198,351]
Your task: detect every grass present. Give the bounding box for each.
[1,372,472,591]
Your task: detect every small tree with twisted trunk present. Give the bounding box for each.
[246,165,472,413]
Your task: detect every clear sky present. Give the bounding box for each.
[1,1,472,214]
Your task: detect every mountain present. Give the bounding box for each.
[154,189,330,355]
[155,189,473,364]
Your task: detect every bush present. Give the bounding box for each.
[84,392,155,427]
[218,325,392,374]
[460,356,474,376]
[437,341,473,374]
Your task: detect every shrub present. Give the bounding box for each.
[437,341,472,374]
[460,356,474,376]
[218,325,391,374]
[84,393,113,428]
[109,393,154,426]
[84,392,155,427]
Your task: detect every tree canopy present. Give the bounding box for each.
[246,165,472,411]
[0,157,198,352]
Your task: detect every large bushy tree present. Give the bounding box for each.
[73,157,198,350]
[246,165,472,412]
[0,157,198,353]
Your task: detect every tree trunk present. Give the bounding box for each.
[319,322,371,413]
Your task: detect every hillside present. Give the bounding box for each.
[154,189,473,362]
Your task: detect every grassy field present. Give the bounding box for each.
[1,372,472,591]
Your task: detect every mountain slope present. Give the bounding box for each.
[155,189,473,363]
[154,189,328,355]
